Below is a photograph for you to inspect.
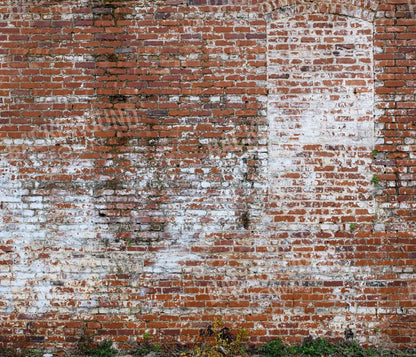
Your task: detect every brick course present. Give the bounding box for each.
[0,0,415,353]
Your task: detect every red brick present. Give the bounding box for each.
[0,0,413,353]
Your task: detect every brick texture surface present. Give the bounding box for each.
[0,0,415,353]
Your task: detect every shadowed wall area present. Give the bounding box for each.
[0,0,415,353]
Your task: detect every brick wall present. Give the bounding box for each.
[0,0,415,353]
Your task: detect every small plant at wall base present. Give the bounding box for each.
[3,325,416,357]
[291,336,335,356]
[83,341,117,357]
[256,337,415,357]
[132,333,162,356]
[0,348,43,357]
[257,338,288,357]
[184,318,249,357]
[77,327,117,357]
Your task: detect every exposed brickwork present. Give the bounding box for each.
[268,9,375,230]
[0,0,415,354]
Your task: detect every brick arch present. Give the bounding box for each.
[266,8,376,230]
[261,0,380,22]
[265,2,379,338]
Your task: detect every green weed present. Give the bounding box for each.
[257,338,288,357]
[291,336,335,356]
[0,348,42,357]
[84,340,117,357]
[132,334,162,356]
[187,318,249,357]
[332,340,376,357]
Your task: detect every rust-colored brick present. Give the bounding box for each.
[0,0,415,353]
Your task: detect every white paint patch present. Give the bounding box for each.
[0,107,105,314]
[265,9,378,340]
[0,159,51,313]
[268,12,375,229]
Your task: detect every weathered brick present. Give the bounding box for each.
[0,0,414,353]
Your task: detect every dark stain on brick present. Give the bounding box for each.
[92,6,114,14]
[108,94,128,103]
[115,47,133,54]
[148,109,169,117]
[155,12,171,20]
[50,281,65,286]
[188,0,228,4]
[92,52,118,62]
[270,73,289,79]
[366,281,387,287]
[26,336,45,342]
[246,33,266,40]
[335,44,355,50]
[149,222,167,232]
[241,211,250,230]
[95,179,124,191]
